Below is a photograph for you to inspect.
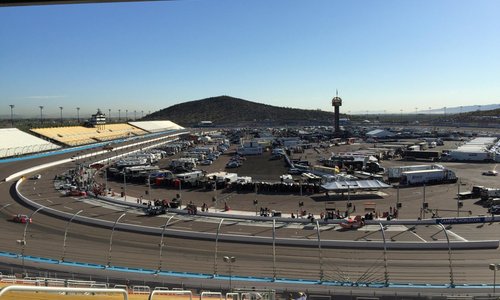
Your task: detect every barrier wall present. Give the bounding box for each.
[15,179,500,250]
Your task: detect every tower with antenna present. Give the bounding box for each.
[331,89,342,135]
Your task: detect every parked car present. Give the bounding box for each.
[12,214,32,224]
[199,160,213,165]
[226,161,240,168]
[483,170,498,176]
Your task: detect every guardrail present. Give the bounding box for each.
[0,285,128,299]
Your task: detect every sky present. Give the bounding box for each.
[1,0,500,118]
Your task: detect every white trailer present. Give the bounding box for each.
[400,169,457,185]
[387,164,443,181]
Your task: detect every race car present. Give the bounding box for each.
[12,214,32,224]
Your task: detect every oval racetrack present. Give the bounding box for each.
[1,140,500,294]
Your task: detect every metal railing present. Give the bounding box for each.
[0,285,128,299]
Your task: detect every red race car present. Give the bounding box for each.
[12,214,32,224]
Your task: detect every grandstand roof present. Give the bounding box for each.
[129,120,184,133]
[0,128,60,158]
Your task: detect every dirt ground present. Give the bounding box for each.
[104,139,499,221]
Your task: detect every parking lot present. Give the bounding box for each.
[98,139,499,222]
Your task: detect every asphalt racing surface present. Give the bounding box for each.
[1,137,500,294]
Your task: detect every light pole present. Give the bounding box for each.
[59,106,63,125]
[134,110,137,121]
[61,209,83,262]
[108,109,111,122]
[125,109,128,121]
[315,220,324,282]
[76,107,80,123]
[157,215,175,273]
[457,180,461,217]
[39,106,44,125]
[421,184,427,219]
[123,171,127,201]
[9,105,14,127]
[490,264,499,294]
[106,213,126,267]
[213,218,224,276]
[118,109,121,122]
[20,206,45,274]
[223,256,236,291]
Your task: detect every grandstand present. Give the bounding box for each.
[30,124,148,146]
[0,128,60,158]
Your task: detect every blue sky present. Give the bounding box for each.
[1,0,499,118]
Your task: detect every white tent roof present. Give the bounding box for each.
[322,180,391,192]
[129,120,184,133]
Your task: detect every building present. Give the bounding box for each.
[88,109,106,129]
[198,121,213,127]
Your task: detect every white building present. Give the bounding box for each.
[237,140,263,155]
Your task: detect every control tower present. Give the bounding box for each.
[331,90,342,134]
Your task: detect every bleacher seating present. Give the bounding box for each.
[30,124,147,147]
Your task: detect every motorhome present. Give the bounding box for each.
[176,171,204,185]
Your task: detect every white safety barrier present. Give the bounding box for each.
[149,289,192,300]
[226,292,240,300]
[0,285,128,299]
[0,276,16,284]
[66,279,96,288]
[132,285,151,294]
[201,291,223,300]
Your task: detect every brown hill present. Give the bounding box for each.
[144,95,337,127]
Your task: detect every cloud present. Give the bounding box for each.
[24,95,67,100]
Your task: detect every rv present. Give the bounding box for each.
[176,171,204,185]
